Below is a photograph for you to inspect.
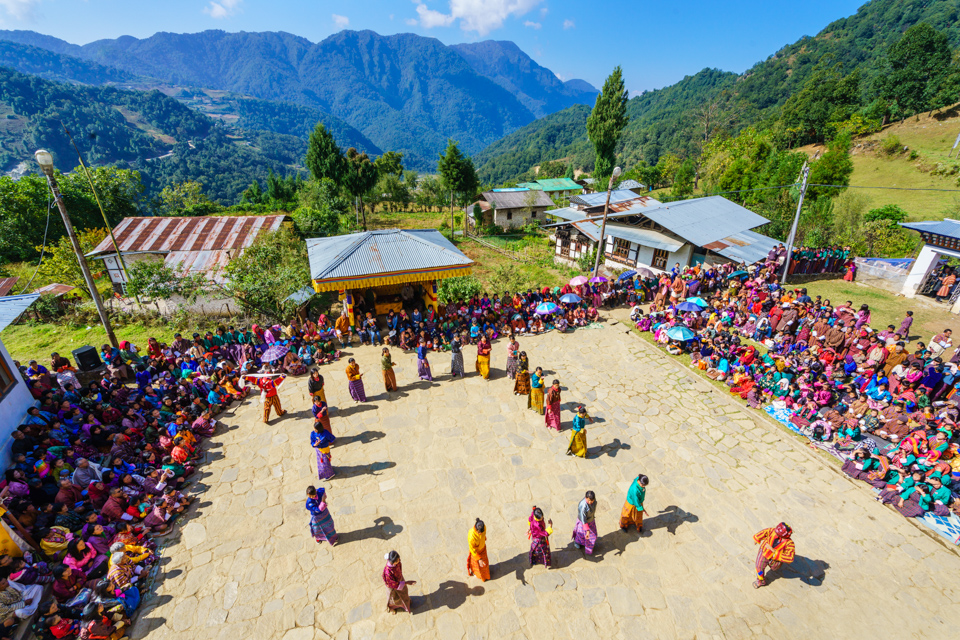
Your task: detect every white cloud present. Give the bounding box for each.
[0,0,40,20]
[332,13,349,28]
[204,0,242,19]
[414,0,542,35]
[562,18,574,29]
[523,20,540,29]
[405,18,418,26]
[540,6,548,17]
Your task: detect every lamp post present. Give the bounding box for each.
[592,166,622,278]
[34,149,119,349]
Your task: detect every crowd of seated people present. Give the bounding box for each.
[633,258,960,521]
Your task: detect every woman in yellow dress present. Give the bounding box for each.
[476,336,492,379]
[513,352,531,395]
[529,367,545,414]
[466,519,489,581]
[566,405,593,457]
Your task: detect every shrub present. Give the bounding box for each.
[437,276,483,303]
[879,135,902,156]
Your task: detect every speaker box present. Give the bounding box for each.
[72,345,102,372]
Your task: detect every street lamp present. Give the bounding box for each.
[34,149,119,349]
[592,166,622,278]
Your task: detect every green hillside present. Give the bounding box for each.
[477,0,960,180]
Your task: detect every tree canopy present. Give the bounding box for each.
[586,66,629,180]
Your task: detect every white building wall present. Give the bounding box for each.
[902,245,941,298]
[0,337,35,468]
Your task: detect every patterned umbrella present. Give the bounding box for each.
[261,345,289,362]
[535,302,560,315]
[569,275,589,286]
[617,270,637,281]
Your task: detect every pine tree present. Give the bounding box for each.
[344,148,378,230]
[586,66,629,180]
[438,140,479,234]
[305,123,346,186]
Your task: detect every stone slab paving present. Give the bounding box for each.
[130,318,960,640]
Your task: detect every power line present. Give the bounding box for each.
[695,183,960,196]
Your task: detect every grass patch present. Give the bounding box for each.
[1,320,169,364]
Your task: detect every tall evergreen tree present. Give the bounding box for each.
[344,148,379,230]
[880,23,953,118]
[438,140,479,234]
[305,123,346,186]
[586,66,629,180]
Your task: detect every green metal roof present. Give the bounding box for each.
[536,178,582,191]
[517,182,543,190]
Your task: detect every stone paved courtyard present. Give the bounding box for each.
[131,316,960,640]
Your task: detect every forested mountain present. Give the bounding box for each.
[477,0,960,180]
[0,29,597,169]
[450,41,597,118]
[0,40,134,85]
[0,66,302,202]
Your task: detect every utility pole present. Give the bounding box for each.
[450,191,455,239]
[781,162,810,285]
[34,150,119,349]
[592,166,622,278]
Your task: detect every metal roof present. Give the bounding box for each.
[88,215,288,256]
[571,220,601,242]
[32,283,76,297]
[535,178,582,192]
[307,229,474,282]
[640,197,769,246]
[704,229,779,265]
[284,285,317,305]
[480,190,554,210]
[0,294,40,332]
[901,219,960,239]
[545,207,588,222]
[570,189,644,208]
[604,224,684,252]
[617,179,646,190]
[606,196,660,213]
[515,182,543,191]
[0,277,19,297]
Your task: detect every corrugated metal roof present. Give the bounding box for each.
[285,285,317,305]
[704,229,779,265]
[535,178,582,192]
[307,229,474,282]
[604,224,684,252]
[481,190,554,209]
[0,277,19,297]
[545,207,588,222]
[0,294,40,332]
[32,283,76,296]
[640,197,769,246]
[617,179,646,190]
[88,215,288,256]
[570,189,644,208]
[515,183,543,191]
[606,196,659,213]
[571,221,601,242]
[901,219,960,239]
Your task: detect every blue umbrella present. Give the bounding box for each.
[560,293,582,304]
[535,302,560,315]
[665,326,695,341]
[727,270,748,279]
[686,297,709,307]
[617,270,637,281]
[676,301,701,313]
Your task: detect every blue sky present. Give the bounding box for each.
[0,0,866,93]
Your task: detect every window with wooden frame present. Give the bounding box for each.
[613,238,631,259]
[507,210,513,220]
[652,248,669,270]
[559,237,570,257]
[0,354,17,401]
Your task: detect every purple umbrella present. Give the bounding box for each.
[589,276,608,284]
[261,345,289,362]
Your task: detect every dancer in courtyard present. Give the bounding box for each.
[752,523,796,588]
[383,551,416,614]
[306,486,338,546]
[311,423,336,480]
[527,506,553,568]
[572,490,598,555]
[243,373,287,424]
[345,358,366,402]
[620,474,648,532]
[417,341,433,381]
[545,379,562,431]
[466,518,489,582]
[311,395,331,433]
[476,335,492,380]
[567,405,593,457]
[450,336,465,379]
[529,366,545,414]
[381,347,398,392]
[513,352,531,396]
[307,369,326,404]
[505,335,520,379]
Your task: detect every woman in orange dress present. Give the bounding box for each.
[466,519,489,581]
